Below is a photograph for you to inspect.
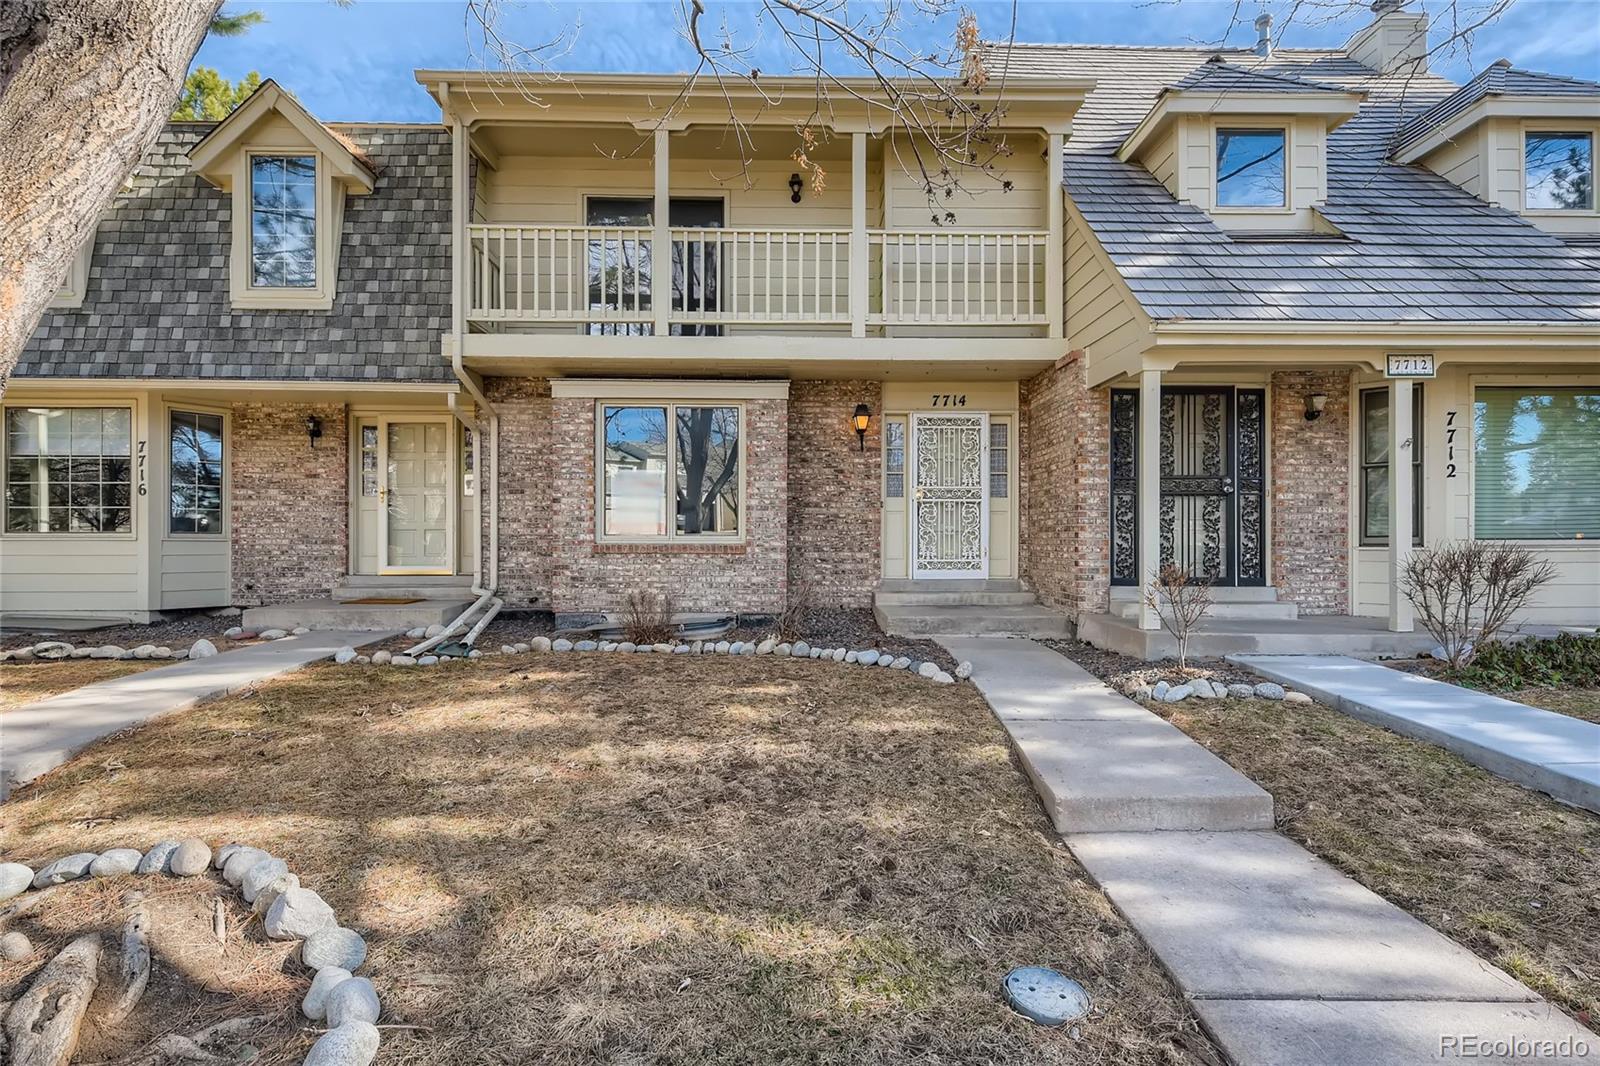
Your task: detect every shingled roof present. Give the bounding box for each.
[1393,59,1600,152]
[17,123,453,383]
[1166,56,1350,95]
[993,44,1600,326]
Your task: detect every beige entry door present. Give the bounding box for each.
[380,420,452,574]
[910,412,989,579]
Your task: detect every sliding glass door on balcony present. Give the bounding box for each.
[584,196,723,335]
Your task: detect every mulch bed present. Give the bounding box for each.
[1039,638,1261,695]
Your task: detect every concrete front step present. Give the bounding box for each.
[874,602,1069,638]
[1109,584,1285,604]
[242,599,474,632]
[878,578,1026,594]
[876,590,1039,607]
[332,575,475,603]
[1112,600,1300,621]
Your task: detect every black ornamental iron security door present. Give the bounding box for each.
[1108,386,1266,588]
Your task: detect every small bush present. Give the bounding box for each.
[1145,563,1213,671]
[1456,633,1600,692]
[620,590,676,646]
[773,579,814,643]
[1400,541,1559,669]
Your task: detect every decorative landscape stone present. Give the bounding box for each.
[1253,682,1287,701]
[258,629,288,640]
[303,926,368,972]
[0,863,35,902]
[89,849,144,878]
[1284,691,1313,704]
[303,965,353,1021]
[222,847,272,887]
[0,932,33,962]
[190,638,219,659]
[32,853,97,888]
[170,838,212,877]
[265,887,338,940]
[303,1018,380,1066]
[324,976,381,1026]
[253,872,301,916]
[242,857,291,903]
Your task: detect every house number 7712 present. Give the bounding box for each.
[930,394,967,407]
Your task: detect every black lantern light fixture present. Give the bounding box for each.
[305,414,324,448]
[1304,392,1328,422]
[788,172,804,203]
[852,403,872,451]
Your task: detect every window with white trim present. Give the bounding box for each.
[4,407,133,533]
[169,410,223,534]
[249,154,317,288]
[989,422,1009,498]
[1525,132,1594,211]
[600,404,741,540]
[884,420,905,498]
[1474,387,1599,540]
[1216,128,1286,207]
[1359,387,1423,546]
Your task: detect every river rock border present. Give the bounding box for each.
[1127,678,1314,705]
[332,634,973,685]
[0,842,379,1066]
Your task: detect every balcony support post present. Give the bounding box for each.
[850,132,868,338]
[1137,367,1162,631]
[1045,131,1065,339]
[653,128,671,336]
[1387,376,1416,633]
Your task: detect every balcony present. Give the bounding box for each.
[465,224,1050,332]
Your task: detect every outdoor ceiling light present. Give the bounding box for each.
[853,403,872,451]
[789,172,805,203]
[306,414,324,448]
[1304,393,1328,422]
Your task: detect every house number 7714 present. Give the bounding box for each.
[930,394,967,407]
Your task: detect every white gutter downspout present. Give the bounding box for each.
[407,86,501,657]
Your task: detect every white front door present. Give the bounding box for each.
[379,419,452,574]
[909,412,989,579]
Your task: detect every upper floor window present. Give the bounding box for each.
[250,155,317,288]
[1525,132,1594,211]
[4,407,132,534]
[169,410,223,534]
[1216,128,1286,208]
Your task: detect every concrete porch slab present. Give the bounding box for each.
[1078,611,1441,661]
[1066,830,1536,1003]
[242,599,473,632]
[1235,655,1600,814]
[1193,999,1596,1066]
[2,631,395,796]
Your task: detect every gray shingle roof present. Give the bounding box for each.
[1393,59,1600,152]
[1167,56,1350,95]
[994,44,1600,326]
[17,124,453,383]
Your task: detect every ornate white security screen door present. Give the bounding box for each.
[909,412,989,579]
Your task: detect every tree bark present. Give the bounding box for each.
[3,934,102,1066]
[0,0,220,395]
[101,900,151,1028]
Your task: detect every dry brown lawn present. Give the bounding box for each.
[1507,687,1600,725]
[0,659,164,710]
[0,657,1218,1066]
[1148,695,1600,1032]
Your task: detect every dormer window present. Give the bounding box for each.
[1216,128,1286,208]
[249,155,318,288]
[1525,131,1594,211]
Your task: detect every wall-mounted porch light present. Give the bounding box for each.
[789,173,805,203]
[305,414,324,448]
[1304,393,1328,422]
[852,403,872,451]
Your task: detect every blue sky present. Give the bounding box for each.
[193,0,1600,123]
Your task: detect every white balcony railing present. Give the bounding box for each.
[466,223,1048,329]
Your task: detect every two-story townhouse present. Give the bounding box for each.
[5,2,1597,655]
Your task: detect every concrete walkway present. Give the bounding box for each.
[1,631,393,797]
[943,636,1596,1065]
[1236,654,1600,815]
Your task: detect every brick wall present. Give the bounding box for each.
[1019,354,1110,618]
[1270,369,1351,614]
[230,403,348,605]
[787,380,882,606]
[485,377,553,609]
[548,393,788,619]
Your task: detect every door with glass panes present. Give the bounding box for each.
[584,196,724,335]
[353,417,454,575]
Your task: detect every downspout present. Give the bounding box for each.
[408,84,501,656]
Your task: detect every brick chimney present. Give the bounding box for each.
[1344,0,1429,74]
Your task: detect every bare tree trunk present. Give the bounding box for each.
[3,934,102,1066]
[0,0,220,395]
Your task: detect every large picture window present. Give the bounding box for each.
[600,403,740,540]
[169,410,223,534]
[1474,387,1599,540]
[1359,388,1423,546]
[1215,128,1286,207]
[4,407,132,533]
[1525,132,1594,211]
[250,154,317,288]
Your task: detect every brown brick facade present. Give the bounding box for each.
[1270,369,1352,614]
[483,376,554,609]
[787,380,882,607]
[544,392,789,618]
[230,403,348,606]
[1019,354,1110,618]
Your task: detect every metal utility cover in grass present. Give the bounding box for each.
[1004,966,1090,1025]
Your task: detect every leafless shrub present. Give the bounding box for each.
[1400,541,1559,669]
[1146,564,1214,671]
[621,590,677,646]
[773,579,814,644]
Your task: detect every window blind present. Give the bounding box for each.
[1473,387,1600,540]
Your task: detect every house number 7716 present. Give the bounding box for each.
[930,394,967,407]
